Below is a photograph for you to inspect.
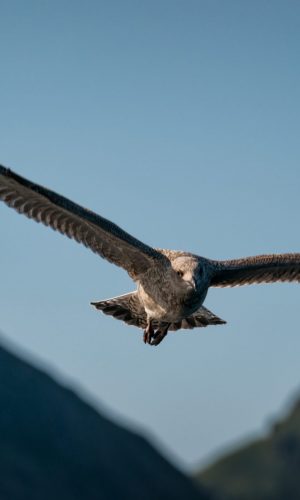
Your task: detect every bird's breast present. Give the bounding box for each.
[137,284,165,317]
[138,281,205,322]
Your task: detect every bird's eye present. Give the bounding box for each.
[177,270,184,278]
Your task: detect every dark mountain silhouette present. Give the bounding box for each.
[0,341,210,500]
[195,396,300,500]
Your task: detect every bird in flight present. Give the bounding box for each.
[1,165,299,346]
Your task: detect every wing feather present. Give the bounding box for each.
[0,166,165,279]
[209,253,300,287]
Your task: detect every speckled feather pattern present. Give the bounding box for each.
[0,166,164,280]
[91,292,226,331]
[209,254,300,287]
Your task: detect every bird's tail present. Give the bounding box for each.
[91,292,226,332]
[91,291,147,329]
[169,306,226,331]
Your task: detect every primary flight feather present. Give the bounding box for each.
[1,165,299,346]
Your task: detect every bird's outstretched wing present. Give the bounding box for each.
[0,166,165,279]
[209,253,300,287]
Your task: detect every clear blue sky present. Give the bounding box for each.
[1,1,300,470]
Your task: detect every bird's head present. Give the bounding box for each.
[171,255,207,294]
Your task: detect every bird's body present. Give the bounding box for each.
[1,164,299,346]
[138,252,208,322]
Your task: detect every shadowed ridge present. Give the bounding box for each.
[0,337,211,500]
[195,396,300,500]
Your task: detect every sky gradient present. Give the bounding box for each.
[1,1,300,470]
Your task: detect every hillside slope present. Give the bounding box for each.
[195,397,300,500]
[0,342,209,500]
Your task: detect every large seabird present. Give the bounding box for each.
[1,165,299,346]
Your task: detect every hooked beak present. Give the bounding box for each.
[187,278,197,290]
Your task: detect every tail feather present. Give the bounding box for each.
[91,292,147,328]
[169,306,226,331]
[91,292,226,332]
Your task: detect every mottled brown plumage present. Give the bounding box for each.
[91,292,226,330]
[1,165,299,346]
